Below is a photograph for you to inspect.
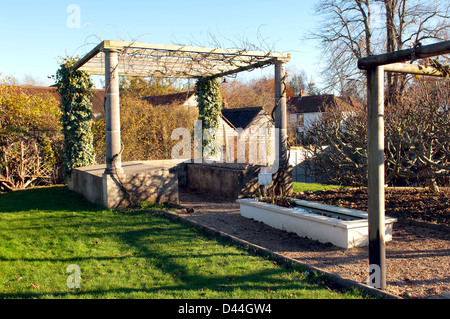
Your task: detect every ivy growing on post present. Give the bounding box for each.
[56,56,96,178]
[195,77,223,158]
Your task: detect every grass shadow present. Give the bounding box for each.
[0,186,369,299]
[0,186,105,213]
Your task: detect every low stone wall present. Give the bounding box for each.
[68,165,104,205]
[68,160,293,207]
[186,162,293,198]
[139,159,188,187]
[68,162,179,208]
[116,168,178,206]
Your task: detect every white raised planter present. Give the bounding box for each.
[237,198,397,249]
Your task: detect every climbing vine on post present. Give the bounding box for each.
[195,77,223,158]
[56,56,96,178]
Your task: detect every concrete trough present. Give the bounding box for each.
[237,198,397,249]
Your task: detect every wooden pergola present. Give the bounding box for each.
[358,40,450,290]
[72,40,291,176]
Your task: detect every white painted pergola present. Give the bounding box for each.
[72,40,291,176]
[358,40,450,290]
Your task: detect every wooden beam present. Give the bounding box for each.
[383,62,447,77]
[358,41,450,69]
[120,47,278,64]
[80,51,274,76]
[71,41,105,72]
[115,56,253,70]
[78,59,248,77]
[102,40,291,60]
[72,40,291,79]
[209,59,276,78]
[82,60,248,72]
[77,66,216,78]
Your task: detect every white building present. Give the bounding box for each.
[288,93,364,138]
[142,91,276,165]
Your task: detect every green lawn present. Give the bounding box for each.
[292,182,343,193]
[0,186,368,299]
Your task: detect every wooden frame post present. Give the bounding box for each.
[356,40,450,291]
[104,48,123,175]
[367,65,386,290]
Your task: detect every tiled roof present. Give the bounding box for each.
[141,90,196,106]
[221,107,265,129]
[287,94,364,113]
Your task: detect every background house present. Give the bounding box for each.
[219,107,275,165]
[288,93,364,138]
[287,93,364,183]
[221,106,273,135]
[141,90,276,165]
[141,90,197,108]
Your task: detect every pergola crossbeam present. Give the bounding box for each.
[358,40,450,69]
[102,40,289,59]
[383,62,447,77]
[81,55,259,76]
[73,40,290,79]
[209,59,276,78]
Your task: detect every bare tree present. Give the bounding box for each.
[304,98,369,186]
[312,0,449,99]
[387,78,450,191]
[288,70,308,96]
[305,76,450,189]
[382,0,449,103]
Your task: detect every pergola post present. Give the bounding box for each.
[103,48,123,175]
[274,60,288,167]
[367,65,386,290]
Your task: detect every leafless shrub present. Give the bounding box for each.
[304,78,450,190]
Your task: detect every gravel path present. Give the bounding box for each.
[174,188,450,299]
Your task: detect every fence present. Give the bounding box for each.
[289,147,324,183]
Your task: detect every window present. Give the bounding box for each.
[297,114,304,127]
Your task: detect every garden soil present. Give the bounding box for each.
[175,187,449,299]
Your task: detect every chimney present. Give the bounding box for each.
[297,89,305,101]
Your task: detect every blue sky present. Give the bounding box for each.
[0,0,324,87]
